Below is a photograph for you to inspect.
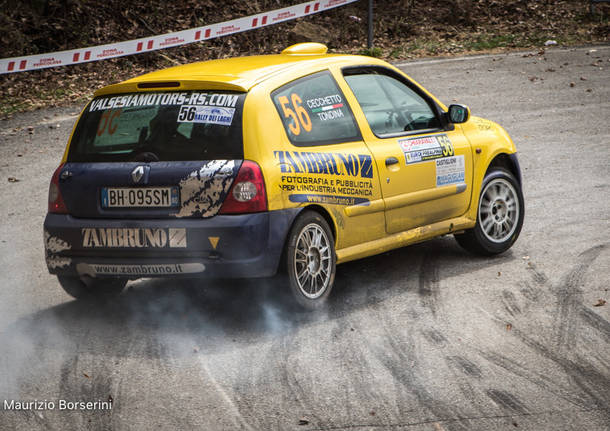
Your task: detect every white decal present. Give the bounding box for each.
[90,92,239,112]
[169,228,187,248]
[177,105,235,126]
[436,155,465,186]
[81,227,186,248]
[400,136,443,164]
[175,160,236,218]
[76,262,204,277]
[44,230,72,269]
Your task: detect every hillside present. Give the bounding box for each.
[1,0,608,115]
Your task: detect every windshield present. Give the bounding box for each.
[67,91,246,162]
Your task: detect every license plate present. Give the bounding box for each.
[101,187,179,208]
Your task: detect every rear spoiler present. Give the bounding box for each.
[95,77,248,96]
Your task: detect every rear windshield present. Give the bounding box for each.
[67,91,246,162]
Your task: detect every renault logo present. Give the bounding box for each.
[131,166,145,183]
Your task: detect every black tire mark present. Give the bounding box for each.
[363,301,471,431]
[553,244,606,353]
[418,252,440,316]
[447,356,482,379]
[373,335,470,431]
[526,262,548,286]
[477,348,590,409]
[486,390,528,413]
[277,335,324,428]
[501,290,522,317]
[346,319,407,422]
[580,308,610,344]
[519,282,541,302]
[421,328,448,346]
[500,326,610,412]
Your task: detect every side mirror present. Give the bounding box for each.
[448,104,470,124]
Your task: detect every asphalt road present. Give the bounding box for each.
[1,45,609,431]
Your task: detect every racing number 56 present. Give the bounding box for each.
[278,93,312,136]
[438,135,454,157]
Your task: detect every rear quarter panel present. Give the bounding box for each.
[242,73,386,251]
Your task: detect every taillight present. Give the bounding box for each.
[220,160,267,214]
[48,164,68,214]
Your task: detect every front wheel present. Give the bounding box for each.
[58,276,127,300]
[455,168,524,255]
[284,211,336,310]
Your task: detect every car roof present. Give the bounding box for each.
[95,49,388,96]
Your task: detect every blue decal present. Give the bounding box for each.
[171,187,179,206]
[289,194,370,206]
[274,151,373,178]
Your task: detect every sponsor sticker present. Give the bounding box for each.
[177,105,235,126]
[275,151,375,200]
[274,151,373,178]
[436,155,465,186]
[81,227,187,248]
[289,194,369,206]
[89,92,239,112]
[76,262,205,276]
[399,134,454,165]
[305,94,345,122]
[168,228,187,248]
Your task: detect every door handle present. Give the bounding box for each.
[385,157,399,166]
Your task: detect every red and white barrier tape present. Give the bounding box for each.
[0,0,358,75]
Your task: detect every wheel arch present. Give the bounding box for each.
[297,204,337,241]
[466,150,522,223]
[486,152,522,186]
[276,204,338,274]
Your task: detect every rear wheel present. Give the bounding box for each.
[57,276,127,300]
[455,168,524,255]
[284,211,336,310]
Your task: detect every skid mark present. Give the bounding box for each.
[580,308,610,344]
[500,326,610,410]
[501,290,522,317]
[447,356,482,379]
[553,244,607,353]
[422,328,448,346]
[363,303,471,431]
[418,252,441,316]
[486,389,528,413]
[526,262,548,286]
[198,360,256,431]
[477,348,589,409]
[519,282,541,302]
[276,335,324,428]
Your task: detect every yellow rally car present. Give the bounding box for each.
[44,43,524,309]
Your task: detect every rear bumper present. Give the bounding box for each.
[44,209,300,279]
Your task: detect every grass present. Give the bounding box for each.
[359,46,383,57]
[463,34,517,51]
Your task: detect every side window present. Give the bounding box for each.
[344,73,440,136]
[271,71,361,146]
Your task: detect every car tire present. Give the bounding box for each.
[283,211,336,310]
[57,276,127,300]
[455,167,524,256]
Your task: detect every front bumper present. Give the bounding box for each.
[43,209,299,279]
